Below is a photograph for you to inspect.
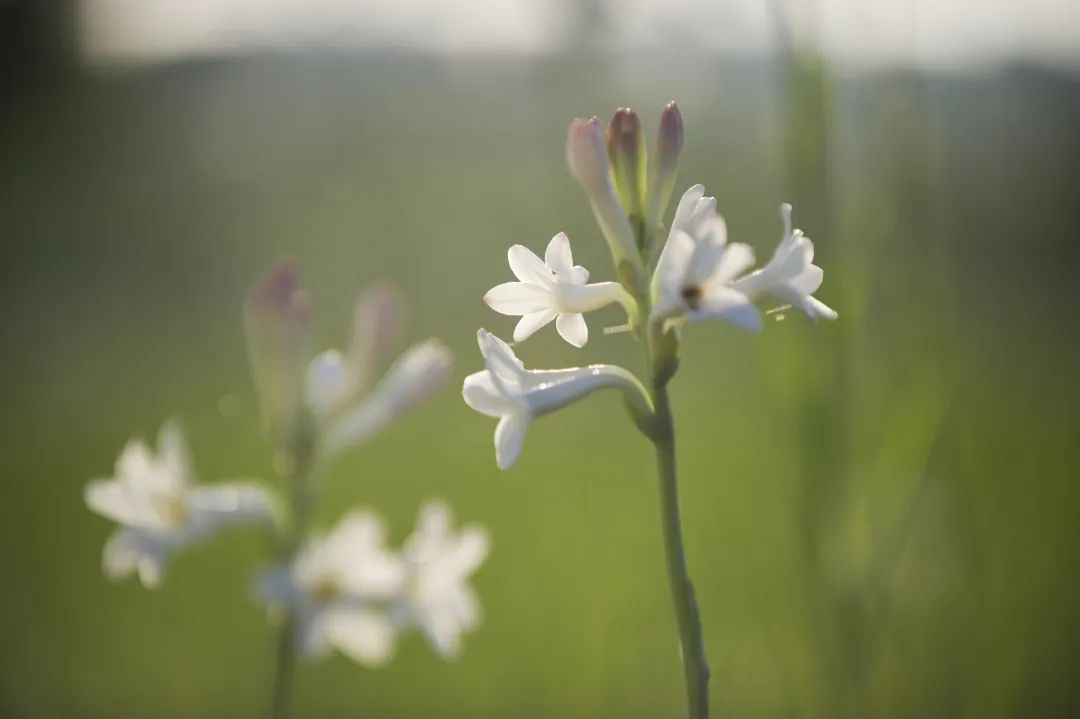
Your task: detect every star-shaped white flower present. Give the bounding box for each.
[391,502,489,659]
[462,329,649,469]
[305,285,453,457]
[84,422,275,588]
[650,184,762,330]
[483,232,633,348]
[257,510,406,666]
[729,203,837,321]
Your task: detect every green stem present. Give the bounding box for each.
[270,617,297,719]
[650,377,711,719]
[268,429,316,719]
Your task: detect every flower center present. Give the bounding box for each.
[310,576,343,603]
[681,284,703,310]
[158,495,188,527]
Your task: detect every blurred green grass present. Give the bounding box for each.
[1,55,1079,718]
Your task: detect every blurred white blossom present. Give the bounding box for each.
[484,232,634,347]
[730,204,838,321]
[84,422,275,588]
[391,502,490,659]
[258,503,489,665]
[462,329,649,469]
[304,285,453,458]
[257,511,405,666]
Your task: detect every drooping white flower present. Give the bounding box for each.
[650,184,762,331]
[483,232,634,348]
[84,422,275,588]
[729,204,838,321]
[257,510,406,666]
[304,285,453,458]
[462,329,650,469]
[390,502,489,659]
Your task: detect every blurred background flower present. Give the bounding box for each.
[2,0,1078,717]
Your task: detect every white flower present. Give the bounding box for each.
[729,204,838,321]
[391,502,489,659]
[84,421,275,588]
[462,329,650,469]
[304,285,453,457]
[650,184,762,331]
[257,510,405,666]
[483,232,634,347]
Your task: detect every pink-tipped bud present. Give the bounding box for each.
[348,283,404,392]
[244,258,313,449]
[607,107,647,231]
[566,115,641,272]
[648,101,685,228]
[566,116,610,199]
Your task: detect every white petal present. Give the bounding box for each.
[789,263,824,295]
[483,282,553,316]
[494,413,529,470]
[462,371,516,418]
[544,232,575,277]
[103,528,169,588]
[670,184,705,236]
[804,296,838,321]
[476,330,525,385]
[555,312,588,348]
[156,421,191,486]
[693,288,763,332]
[568,265,590,284]
[513,309,557,342]
[324,609,398,667]
[305,350,352,416]
[507,245,554,286]
[116,439,156,485]
[652,229,696,297]
[85,479,141,525]
[708,243,757,285]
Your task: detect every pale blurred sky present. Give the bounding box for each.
[80,0,1080,71]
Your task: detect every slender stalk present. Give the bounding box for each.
[649,376,711,719]
[268,427,316,719]
[270,617,297,719]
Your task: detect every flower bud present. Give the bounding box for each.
[607,108,647,245]
[244,258,313,450]
[647,101,685,231]
[566,116,641,274]
[348,283,403,392]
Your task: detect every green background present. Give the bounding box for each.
[2,29,1080,719]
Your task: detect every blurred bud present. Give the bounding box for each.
[647,101,685,231]
[566,116,609,196]
[348,283,403,392]
[566,116,642,274]
[607,108,647,242]
[244,258,313,450]
[324,340,453,456]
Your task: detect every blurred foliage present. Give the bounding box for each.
[1,48,1079,719]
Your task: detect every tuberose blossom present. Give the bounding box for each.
[258,504,489,665]
[390,502,490,659]
[729,204,838,321]
[257,511,405,666]
[650,184,762,330]
[84,422,275,588]
[483,232,634,347]
[304,285,453,458]
[462,329,650,469]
